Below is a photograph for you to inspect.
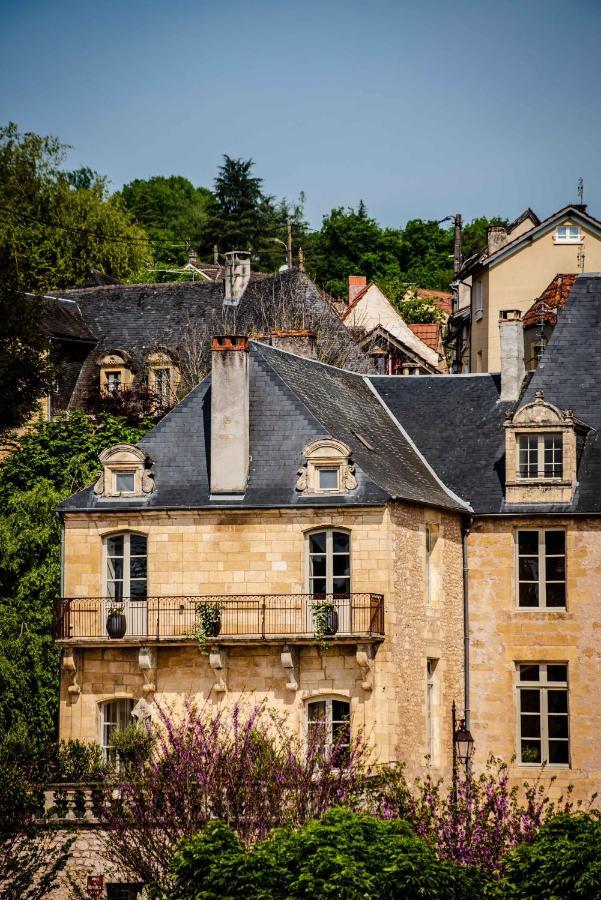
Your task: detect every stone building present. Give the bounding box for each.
[54,274,601,893]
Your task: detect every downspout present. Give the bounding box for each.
[462,515,473,728]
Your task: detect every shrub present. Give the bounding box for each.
[109,724,154,772]
[170,808,488,899]
[501,812,601,898]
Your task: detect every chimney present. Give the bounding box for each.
[499,310,525,403]
[487,225,508,256]
[210,336,250,495]
[348,275,367,304]
[224,251,251,306]
[269,329,317,359]
[187,247,198,266]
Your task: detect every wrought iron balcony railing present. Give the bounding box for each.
[54,593,385,643]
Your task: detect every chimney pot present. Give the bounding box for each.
[348,275,367,304]
[210,335,250,495]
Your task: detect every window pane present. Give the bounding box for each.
[519,665,540,683]
[107,580,123,600]
[519,557,538,581]
[518,531,538,555]
[116,473,135,493]
[130,580,147,598]
[308,701,326,722]
[546,583,566,607]
[520,689,540,712]
[332,577,350,595]
[520,715,541,738]
[333,555,350,577]
[107,535,124,556]
[333,532,350,554]
[311,578,327,595]
[521,740,541,763]
[310,532,326,554]
[548,741,569,764]
[547,665,568,682]
[130,535,147,556]
[310,555,326,577]
[107,557,123,581]
[548,715,569,739]
[546,557,565,580]
[545,531,565,555]
[319,468,339,490]
[332,721,351,746]
[548,690,568,713]
[519,583,539,607]
[332,700,350,721]
[130,556,147,579]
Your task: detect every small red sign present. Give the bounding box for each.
[87,874,104,898]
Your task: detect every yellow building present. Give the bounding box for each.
[457,204,601,372]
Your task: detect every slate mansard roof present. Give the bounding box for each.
[60,275,601,518]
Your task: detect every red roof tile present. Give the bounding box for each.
[416,289,452,316]
[408,323,443,353]
[522,274,577,328]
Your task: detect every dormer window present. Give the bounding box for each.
[555,225,581,243]
[147,350,179,409]
[94,444,154,499]
[105,370,122,394]
[518,433,563,479]
[296,439,357,495]
[98,351,133,395]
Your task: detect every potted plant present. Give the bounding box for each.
[106,602,127,639]
[193,601,223,651]
[311,598,339,647]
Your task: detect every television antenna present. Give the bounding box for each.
[577,177,584,205]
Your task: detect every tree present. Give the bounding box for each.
[377,283,446,323]
[0,122,153,292]
[0,282,52,435]
[461,216,508,260]
[0,412,154,758]
[120,175,213,266]
[170,808,486,900]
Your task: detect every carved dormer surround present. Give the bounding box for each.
[93,444,154,498]
[296,438,358,495]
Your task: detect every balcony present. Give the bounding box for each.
[54,593,385,646]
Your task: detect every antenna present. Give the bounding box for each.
[577,177,584,205]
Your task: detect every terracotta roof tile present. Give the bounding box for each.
[522,274,577,328]
[407,323,442,352]
[416,289,452,316]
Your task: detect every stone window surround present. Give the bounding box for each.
[426,658,440,764]
[514,528,567,611]
[517,432,563,480]
[102,531,148,600]
[304,527,352,595]
[147,350,180,404]
[514,662,570,768]
[94,445,154,499]
[99,697,134,761]
[98,352,133,394]
[296,439,357,496]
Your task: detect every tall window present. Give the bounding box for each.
[475,281,483,320]
[426,659,438,760]
[153,367,171,404]
[517,663,569,765]
[555,225,580,243]
[105,534,147,599]
[307,698,351,757]
[518,433,563,479]
[308,530,350,596]
[100,699,134,761]
[105,370,122,394]
[425,525,437,606]
[517,530,566,608]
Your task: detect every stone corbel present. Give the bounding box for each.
[138,646,157,695]
[280,645,298,691]
[209,646,227,693]
[356,643,375,691]
[62,648,80,699]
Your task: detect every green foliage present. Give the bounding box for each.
[0,412,153,759]
[52,739,105,783]
[171,808,486,899]
[192,601,223,652]
[461,216,508,260]
[0,122,153,292]
[120,175,212,266]
[0,283,52,435]
[109,724,154,772]
[501,813,601,899]
[381,283,446,323]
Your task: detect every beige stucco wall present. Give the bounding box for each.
[468,517,601,800]
[470,221,601,371]
[60,503,464,781]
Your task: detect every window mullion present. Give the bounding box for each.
[124,535,130,598]
[326,530,332,594]
[541,684,549,763]
[539,530,546,608]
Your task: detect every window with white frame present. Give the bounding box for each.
[475,280,484,320]
[105,533,147,599]
[306,698,351,757]
[517,663,569,765]
[555,225,580,243]
[518,433,563,479]
[105,370,122,393]
[153,367,171,404]
[100,699,134,762]
[517,530,566,608]
[307,529,350,596]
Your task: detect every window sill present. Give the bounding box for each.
[514,607,567,614]
[553,239,582,245]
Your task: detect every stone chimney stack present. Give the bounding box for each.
[499,310,526,403]
[487,225,509,256]
[224,251,251,306]
[210,336,250,495]
[269,329,317,358]
[348,275,367,304]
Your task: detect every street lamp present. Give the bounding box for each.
[452,700,474,770]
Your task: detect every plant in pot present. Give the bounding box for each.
[311,598,339,648]
[106,601,127,639]
[193,601,223,652]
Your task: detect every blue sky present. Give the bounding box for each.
[1,0,600,229]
